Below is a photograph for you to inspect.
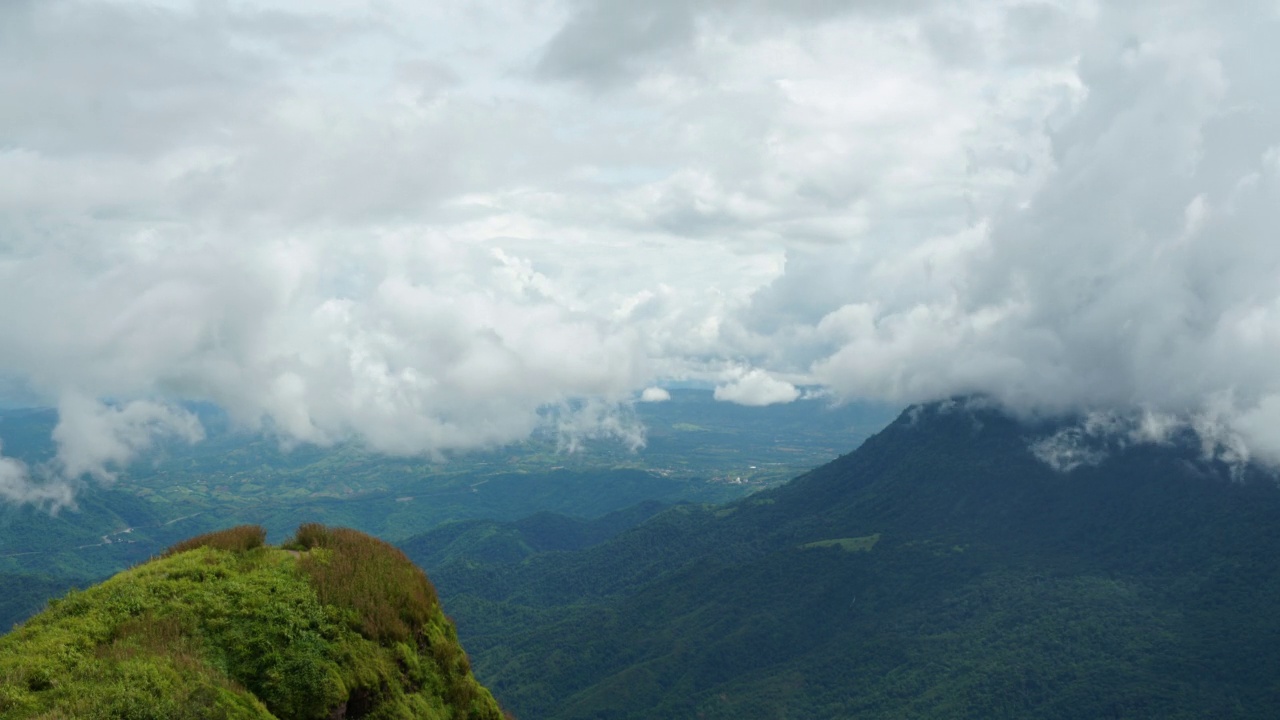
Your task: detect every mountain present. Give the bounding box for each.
[398,500,670,569]
[405,401,1280,719]
[0,524,505,720]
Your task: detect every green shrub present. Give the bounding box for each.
[292,524,438,643]
[286,522,330,551]
[162,525,266,557]
[290,524,501,719]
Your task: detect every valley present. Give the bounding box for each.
[8,396,1280,718]
[0,391,893,631]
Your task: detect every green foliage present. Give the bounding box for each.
[162,524,266,557]
[397,501,670,572]
[409,403,1280,719]
[0,524,504,720]
[285,522,329,551]
[290,523,438,644]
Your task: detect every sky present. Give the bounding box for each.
[4,0,1280,503]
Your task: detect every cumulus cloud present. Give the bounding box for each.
[640,387,672,402]
[800,2,1280,463]
[714,369,800,407]
[6,0,1280,505]
[0,395,203,511]
[51,394,205,482]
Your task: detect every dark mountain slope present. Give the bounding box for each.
[0,484,181,632]
[399,500,670,569]
[410,402,1280,719]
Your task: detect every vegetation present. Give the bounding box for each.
[163,524,267,556]
[800,533,880,552]
[26,396,1280,716]
[403,403,1280,719]
[0,392,892,631]
[0,524,503,719]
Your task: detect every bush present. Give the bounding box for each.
[290,524,438,644]
[162,525,266,557]
[287,522,330,551]
[288,524,500,719]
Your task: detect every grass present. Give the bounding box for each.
[162,524,266,557]
[0,523,504,720]
[288,522,440,643]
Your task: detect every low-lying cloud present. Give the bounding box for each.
[639,387,672,402]
[714,369,800,407]
[0,445,75,510]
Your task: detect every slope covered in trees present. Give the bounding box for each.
[406,402,1280,718]
[0,524,504,720]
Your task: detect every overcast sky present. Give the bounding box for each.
[4,0,1280,502]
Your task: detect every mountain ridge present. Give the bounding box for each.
[411,401,1280,719]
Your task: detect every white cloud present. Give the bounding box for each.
[0,444,75,511]
[640,387,671,402]
[714,369,800,407]
[1030,428,1109,474]
[547,398,647,453]
[51,394,205,483]
[5,0,1280,503]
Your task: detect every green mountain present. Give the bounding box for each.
[406,401,1280,719]
[398,500,670,569]
[0,524,505,720]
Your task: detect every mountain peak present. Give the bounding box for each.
[0,524,504,720]
[424,399,1280,719]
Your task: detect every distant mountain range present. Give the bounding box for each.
[404,401,1280,719]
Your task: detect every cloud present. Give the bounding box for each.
[0,445,74,511]
[545,398,647,453]
[537,2,697,88]
[51,394,205,483]
[0,394,204,510]
[640,386,672,402]
[1029,403,1255,477]
[536,0,941,88]
[6,0,1280,506]
[714,369,800,406]
[769,2,1280,465]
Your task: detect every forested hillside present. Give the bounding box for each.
[406,402,1280,718]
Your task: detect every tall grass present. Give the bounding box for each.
[288,523,439,644]
[161,525,266,557]
[287,524,503,716]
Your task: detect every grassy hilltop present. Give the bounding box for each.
[0,524,504,720]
